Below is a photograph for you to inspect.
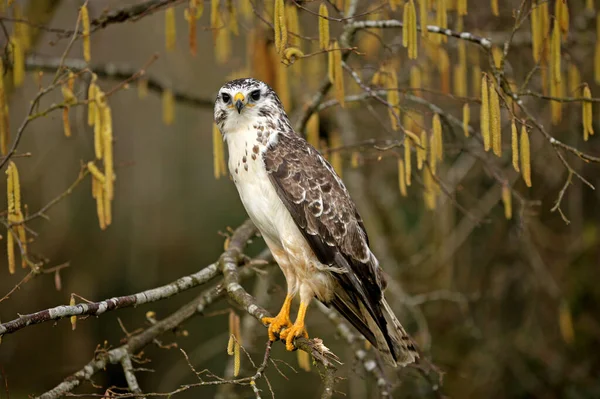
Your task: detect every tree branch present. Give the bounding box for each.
[0,261,220,338]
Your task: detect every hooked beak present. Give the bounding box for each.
[234,92,245,114]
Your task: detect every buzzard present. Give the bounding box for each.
[214,78,418,366]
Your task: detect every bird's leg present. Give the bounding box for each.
[261,294,293,341]
[280,300,309,351]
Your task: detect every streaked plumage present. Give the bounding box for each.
[214,78,418,366]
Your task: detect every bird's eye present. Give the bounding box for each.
[221,93,231,103]
[250,90,261,101]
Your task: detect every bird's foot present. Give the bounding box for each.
[262,313,292,342]
[280,321,309,351]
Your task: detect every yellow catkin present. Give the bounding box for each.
[227,334,235,355]
[328,44,335,84]
[0,61,8,155]
[329,130,343,178]
[87,76,97,126]
[404,139,412,186]
[318,3,330,51]
[457,0,467,15]
[213,123,226,179]
[417,129,427,170]
[583,84,594,141]
[286,4,300,48]
[398,158,407,197]
[409,0,418,59]
[94,94,105,160]
[233,342,241,377]
[587,0,595,11]
[418,0,428,38]
[558,300,575,345]
[11,37,24,87]
[423,169,436,210]
[275,57,291,110]
[432,113,442,162]
[520,125,532,187]
[511,119,519,172]
[490,80,502,157]
[297,350,311,371]
[215,21,231,64]
[7,229,14,274]
[454,41,467,97]
[6,162,19,274]
[102,105,114,204]
[462,103,470,137]
[94,177,106,230]
[540,2,550,47]
[551,21,561,84]
[81,4,91,62]
[162,89,174,125]
[531,1,541,63]
[274,0,285,53]
[239,0,251,19]
[403,2,410,48]
[492,46,503,70]
[435,0,448,44]
[480,74,491,151]
[550,66,563,125]
[87,162,106,183]
[491,0,498,16]
[501,184,512,220]
[410,66,421,97]
[386,66,399,130]
[306,113,320,149]
[331,41,345,108]
[437,47,450,93]
[61,84,76,138]
[555,0,569,37]
[595,13,600,84]
[429,133,437,175]
[62,108,71,138]
[13,5,29,52]
[568,63,581,96]
[164,7,176,52]
[70,295,77,330]
[227,0,238,36]
[210,0,220,41]
[283,47,304,64]
[403,1,417,59]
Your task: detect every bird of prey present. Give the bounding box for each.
[213,78,418,366]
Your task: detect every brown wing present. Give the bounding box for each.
[263,132,401,360]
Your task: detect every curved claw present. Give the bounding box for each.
[262,314,292,341]
[280,322,309,351]
[261,294,294,341]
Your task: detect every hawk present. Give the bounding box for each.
[214,78,418,366]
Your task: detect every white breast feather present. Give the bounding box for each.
[226,127,293,247]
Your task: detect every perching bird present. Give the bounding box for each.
[213,78,418,366]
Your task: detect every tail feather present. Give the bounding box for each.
[380,298,419,366]
[329,286,419,367]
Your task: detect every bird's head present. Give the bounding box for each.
[213,78,285,135]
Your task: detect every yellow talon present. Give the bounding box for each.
[262,294,293,341]
[280,300,309,351]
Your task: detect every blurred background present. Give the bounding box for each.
[0,0,599,398]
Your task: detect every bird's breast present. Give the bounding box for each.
[226,131,290,246]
